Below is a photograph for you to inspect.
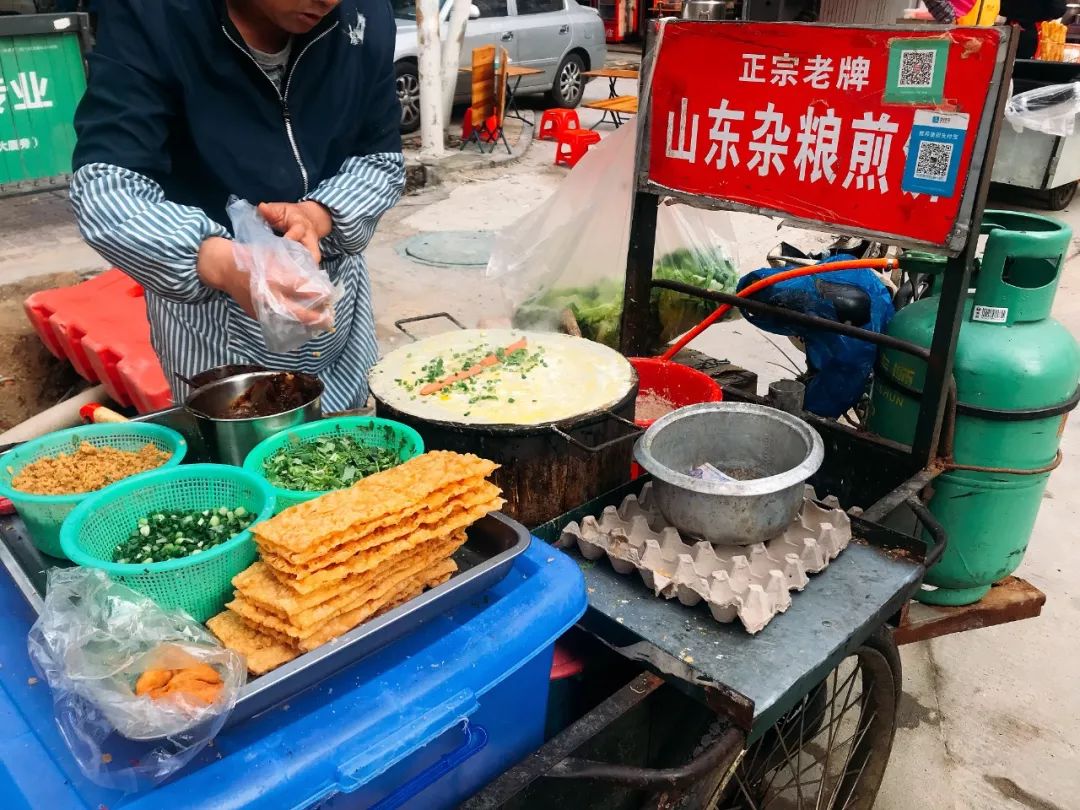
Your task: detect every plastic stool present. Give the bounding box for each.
[555,129,601,168]
[462,107,498,142]
[538,108,581,141]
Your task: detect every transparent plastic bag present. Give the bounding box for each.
[487,121,739,349]
[1006,82,1080,138]
[27,567,245,792]
[227,197,340,353]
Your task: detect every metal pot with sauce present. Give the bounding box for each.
[184,371,323,465]
[368,316,640,527]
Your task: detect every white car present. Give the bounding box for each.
[392,0,608,132]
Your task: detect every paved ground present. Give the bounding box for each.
[0,60,1078,809]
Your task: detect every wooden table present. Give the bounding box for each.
[583,67,640,99]
[460,64,544,125]
[582,95,639,129]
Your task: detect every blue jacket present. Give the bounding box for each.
[73,0,402,228]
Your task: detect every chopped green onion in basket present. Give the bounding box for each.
[262,435,403,492]
[112,507,255,564]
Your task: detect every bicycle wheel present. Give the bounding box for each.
[681,627,901,810]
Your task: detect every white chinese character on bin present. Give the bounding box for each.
[665,97,699,164]
[803,56,834,90]
[794,106,841,184]
[11,71,52,111]
[843,112,899,193]
[770,53,799,87]
[18,137,31,150]
[740,54,766,83]
[747,103,790,177]
[836,57,871,93]
[704,100,745,170]
[0,76,7,114]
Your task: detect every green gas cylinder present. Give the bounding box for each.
[868,210,1080,606]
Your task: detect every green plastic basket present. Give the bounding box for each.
[0,423,187,559]
[59,464,277,622]
[243,416,425,513]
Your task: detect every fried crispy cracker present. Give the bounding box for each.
[230,548,459,639]
[258,490,501,579]
[206,610,299,676]
[298,559,456,651]
[253,452,498,553]
[208,563,455,674]
[236,532,467,626]
[263,501,495,594]
[254,481,500,568]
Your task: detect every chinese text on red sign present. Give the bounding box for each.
[645,23,1007,250]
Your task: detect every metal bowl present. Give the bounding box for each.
[184,371,323,466]
[188,364,270,389]
[634,402,824,545]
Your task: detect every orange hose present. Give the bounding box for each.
[660,258,899,362]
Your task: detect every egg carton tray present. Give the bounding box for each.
[557,483,851,634]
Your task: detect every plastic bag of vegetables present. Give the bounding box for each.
[486,121,740,350]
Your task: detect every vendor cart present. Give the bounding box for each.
[464,19,1058,810]
[991,59,1080,210]
[0,18,1068,810]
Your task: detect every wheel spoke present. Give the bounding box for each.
[827,710,877,809]
[765,710,876,798]
[817,661,862,809]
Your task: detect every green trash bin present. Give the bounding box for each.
[0,12,90,194]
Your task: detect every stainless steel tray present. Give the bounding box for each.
[0,509,530,726]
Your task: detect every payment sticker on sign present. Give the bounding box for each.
[902,110,970,199]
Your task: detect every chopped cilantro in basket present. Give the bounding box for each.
[262,434,404,492]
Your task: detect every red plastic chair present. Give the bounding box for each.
[538,108,581,141]
[554,129,602,168]
[461,106,498,143]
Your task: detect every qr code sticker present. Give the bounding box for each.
[898,49,937,88]
[914,140,954,182]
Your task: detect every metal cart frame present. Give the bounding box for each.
[467,19,1057,809]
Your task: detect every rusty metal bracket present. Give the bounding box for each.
[895,577,1046,645]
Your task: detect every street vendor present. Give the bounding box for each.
[69,0,404,412]
[1001,0,1067,59]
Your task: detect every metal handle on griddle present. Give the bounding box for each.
[551,411,643,454]
[394,312,467,341]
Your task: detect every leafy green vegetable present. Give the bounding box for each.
[112,507,254,564]
[262,433,404,492]
[512,247,738,348]
[652,247,739,343]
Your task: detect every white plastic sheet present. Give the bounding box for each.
[1006,82,1080,138]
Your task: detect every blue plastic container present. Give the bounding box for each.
[0,538,586,809]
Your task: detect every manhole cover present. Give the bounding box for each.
[399,230,495,268]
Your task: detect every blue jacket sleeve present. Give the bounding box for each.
[70,163,229,304]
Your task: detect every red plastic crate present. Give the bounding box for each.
[23,270,173,413]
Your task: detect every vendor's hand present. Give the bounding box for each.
[197,236,255,316]
[197,236,333,328]
[258,201,333,265]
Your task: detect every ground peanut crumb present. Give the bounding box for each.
[11,442,171,496]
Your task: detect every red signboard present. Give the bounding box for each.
[643,22,1010,252]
